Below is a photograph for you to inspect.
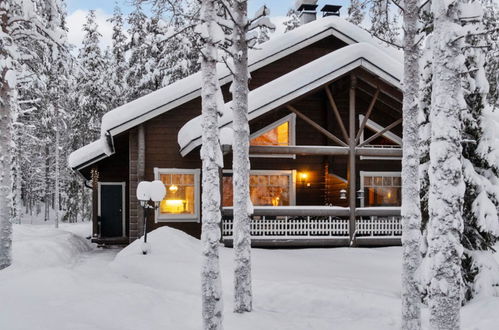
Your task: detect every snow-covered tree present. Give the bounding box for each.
[369,0,400,44]
[482,0,499,106]
[427,0,465,327]
[76,9,108,141]
[126,2,149,101]
[0,0,17,268]
[347,0,365,25]
[400,0,422,328]
[283,8,300,33]
[108,3,128,108]
[231,0,253,314]
[197,0,224,328]
[459,0,499,301]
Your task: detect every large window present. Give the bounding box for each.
[154,168,200,222]
[223,170,295,207]
[361,172,401,207]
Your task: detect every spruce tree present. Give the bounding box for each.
[283,8,300,33]
[108,4,128,109]
[126,2,149,101]
[460,2,499,300]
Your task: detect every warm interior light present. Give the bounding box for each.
[299,172,308,180]
[161,199,185,214]
[271,196,280,206]
[169,184,178,193]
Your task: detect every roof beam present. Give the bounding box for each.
[248,145,402,157]
[358,118,402,147]
[355,87,380,144]
[286,105,348,147]
[325,86,349,142]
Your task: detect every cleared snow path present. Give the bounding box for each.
[0,225,498,330]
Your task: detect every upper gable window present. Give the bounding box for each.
[249,114,296,157]
[250,121,289,146]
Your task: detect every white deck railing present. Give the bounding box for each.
[222,207,402,240]
[222,216,350,238]
[355,216,402,237]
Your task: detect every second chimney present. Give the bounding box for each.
[295,0,319,25]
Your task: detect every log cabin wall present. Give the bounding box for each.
[85,34,402,241]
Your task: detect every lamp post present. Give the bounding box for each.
[136,180,166,255]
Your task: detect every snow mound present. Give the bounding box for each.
[111,227,201,294]
[12,225,92,268]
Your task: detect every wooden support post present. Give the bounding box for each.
[137,124,146,237]
[355,87,380,143]
[358,118,402,147]
[325,86,349,142]
[287,105,348,147]
[349,76,357,246]
[91,167,99,238]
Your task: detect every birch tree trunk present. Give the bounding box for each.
[428,0,465,328]
[44,145,50,222]
[401,0,422,328]
[54,109,60,229]
[200,0,224,329]
[0,12,14,270]
[231,0,252,313]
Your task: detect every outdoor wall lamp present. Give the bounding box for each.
[136,180,166,255]
[299,172,311,187]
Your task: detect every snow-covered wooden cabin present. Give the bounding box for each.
[69,6,404,247]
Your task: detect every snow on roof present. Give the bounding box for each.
[178,42,403,155]
[68,138,112,170]
[70,16,401,171]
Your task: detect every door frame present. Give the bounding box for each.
[98,182,126,237]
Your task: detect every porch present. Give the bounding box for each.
[222,206,402,247]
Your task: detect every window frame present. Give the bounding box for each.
[249,113,296,159]
[360,171,401,207]
[222,169,296,206]
[154,168,201,223]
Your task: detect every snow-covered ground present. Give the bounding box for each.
[0,224,498,330]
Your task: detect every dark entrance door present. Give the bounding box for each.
[100,184,124,237]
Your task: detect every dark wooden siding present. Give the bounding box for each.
[92,133,130,237]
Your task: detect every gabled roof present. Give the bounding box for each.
[178,43,403,155]
[69,16,402,172]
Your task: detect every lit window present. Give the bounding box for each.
[361,172,401,207]
[250,121,289,146]
[154,168,200,221]
[223,171,294,207]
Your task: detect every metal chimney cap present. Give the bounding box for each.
[321,5,342,12]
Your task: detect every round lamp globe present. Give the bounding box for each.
[150,180,167,203]
[136,181,152,202]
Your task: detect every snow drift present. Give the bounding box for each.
[11,225,91,268]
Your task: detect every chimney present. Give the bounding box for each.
[295,0,319,25]
[321,5,342,17]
